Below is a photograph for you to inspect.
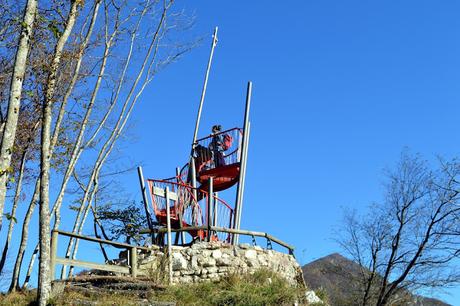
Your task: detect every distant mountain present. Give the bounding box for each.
[301,253,451,306]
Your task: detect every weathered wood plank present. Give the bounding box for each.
[54,230,150,251]
[130,247,138,277]
[55,257,130,274]
[50,230,58,280]
[152,186,178,201]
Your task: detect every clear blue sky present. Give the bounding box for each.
[8,1,459,304]
[123,1,460,304]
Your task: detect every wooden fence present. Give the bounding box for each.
[50,226,295,281]
[50,229,150,280]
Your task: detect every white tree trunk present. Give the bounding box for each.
[0,144,28,274]
[8,181,38,292]
[38,91,52,306]
[66,5,168,277]
[21,1,102,288]
[0,118,35,275]
[38,2,80,305]
[0,0,37,231]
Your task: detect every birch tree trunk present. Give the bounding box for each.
[0,0,37,232]
[59,1,156,277]
[38,2,80,304]
[21,1,103,288]
[66,4,169,277]
[52,0,116,231]
[9,181,38,292]
[38,82,52,306]
[0,119,38,275]
[0,144,28,275]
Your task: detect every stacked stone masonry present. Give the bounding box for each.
[136,241,304,286]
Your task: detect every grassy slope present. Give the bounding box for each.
[0,269,308,306]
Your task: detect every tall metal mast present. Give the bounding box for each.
[191,27,219,147]
[233,82,252,244]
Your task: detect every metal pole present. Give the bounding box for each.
[237,130,243,162]
[192,26,219,147]
[235,122,250,231]
[176,167,186,244]
[165,187,173,284]
[207,177,213,242]
[190,158,198,226]
[233,81,252,245]
[213,192,218,228]
[137,167,154,236]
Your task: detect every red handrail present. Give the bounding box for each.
[194,127,242,143]
[147,178,234,242]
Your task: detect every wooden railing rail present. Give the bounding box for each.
[50,225,295,282]
[50,230,150,280]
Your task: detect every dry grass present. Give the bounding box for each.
[0,291,36,306]
[0,269,307,306]
[0,290,148,306]
[149,268,306,306]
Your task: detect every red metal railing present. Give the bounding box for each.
[147,178,234,242]
[210,195,233,242]
[195,127,243,169]
[180,127,243,185]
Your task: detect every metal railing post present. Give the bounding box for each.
[165,187,173,284]
[207,177,213,242]
[190,158,198,203]
[176,167,186,244]
[213,192,218,228]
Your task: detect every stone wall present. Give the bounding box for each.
[136,241,304,286]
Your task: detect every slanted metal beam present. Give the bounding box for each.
[192,26,219,147]
[137,166,154,238]
[233,81,252,244]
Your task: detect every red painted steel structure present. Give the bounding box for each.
[146,127,242,243]
[147,178,234,242]
[180,128,243,191]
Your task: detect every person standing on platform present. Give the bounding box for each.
[209,124,226,167]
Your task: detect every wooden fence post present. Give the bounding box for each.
[130,247,138,277]
[50,230,58,281]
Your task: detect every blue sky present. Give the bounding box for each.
[122,1,460,304]
[4,1,459,304]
